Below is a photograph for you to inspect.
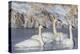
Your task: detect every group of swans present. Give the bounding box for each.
[51,17,73,49]
[15,17,74,51]
[14,6,74,51]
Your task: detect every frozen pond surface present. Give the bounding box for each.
[11,27,78,53]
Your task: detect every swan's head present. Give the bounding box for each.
[39,24,47,29]
[39,25,43,29]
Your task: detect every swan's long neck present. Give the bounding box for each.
[39,25,41,37]
[38,25,44,46]
[69,22,73,40]
[53,18,57,34]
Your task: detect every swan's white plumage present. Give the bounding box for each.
[15,32,54,47]
[15,36,40,48]
[15,32,73,51]
[61,39,73,49]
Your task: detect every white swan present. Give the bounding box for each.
[14,25,51,51]
[60,21,74,49]
[52,18,74,49]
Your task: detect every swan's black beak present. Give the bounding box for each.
[72,25,75,29]
[57,19,62,23]
[72,25,77,30]
[39,24,47,29]
[43,26,47,28]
